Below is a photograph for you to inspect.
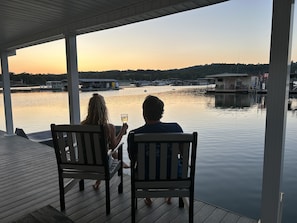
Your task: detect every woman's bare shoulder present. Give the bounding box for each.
[106,123,116,132]
[107,123,115,128]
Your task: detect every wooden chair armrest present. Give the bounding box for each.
[108,142,124,156]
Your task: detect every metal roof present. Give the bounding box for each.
[79,78,118,82]
[0,0,228,52]
[206,73,250,78]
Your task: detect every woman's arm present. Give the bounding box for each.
[108,123,128,150]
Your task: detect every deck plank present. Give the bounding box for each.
[204,208,228,223]
[0,134,258,223]
[221,212,241,223]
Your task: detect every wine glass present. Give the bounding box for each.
[121,114,128,123]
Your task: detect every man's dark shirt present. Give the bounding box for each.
[127,122,183,160]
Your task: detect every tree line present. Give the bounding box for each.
[2,62,297,86]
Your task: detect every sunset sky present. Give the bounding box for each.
[6,0,297,74]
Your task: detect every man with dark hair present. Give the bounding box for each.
[127,95,183,206]
[142,95,164,121]
[130,95,182,134]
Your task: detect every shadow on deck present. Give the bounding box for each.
[0,133,257,223]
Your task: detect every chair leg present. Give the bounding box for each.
[118,163,123,194]
[118,147,123,193]
[79,179,84,191]
[135,197,138,209]
[131,178,136,223]
[179,197,184,208]
[132,198,136,223]
[58,174,65,211]
[118,181,123,193]
[189,195,194,223]
[118,145,123,177]
[105,180,111,215]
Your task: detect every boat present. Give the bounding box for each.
[39,80,67,91]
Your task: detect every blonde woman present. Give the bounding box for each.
[82,93,128,190]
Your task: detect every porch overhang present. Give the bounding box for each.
[0,0,228,52]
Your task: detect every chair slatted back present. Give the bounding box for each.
[131,132,197,182]
[51,124,109,177]
[51,124,123,215]
[130,132,198,223]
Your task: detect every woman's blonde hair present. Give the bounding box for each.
[81,93,109,125]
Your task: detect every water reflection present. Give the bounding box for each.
[205,93,297,112]
[204,93,263,109]
[0,87,297,222]
[213,94,256,109]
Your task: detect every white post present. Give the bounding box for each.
[1,51,14,135]
[261,0,294,222]
[65,34,80,124]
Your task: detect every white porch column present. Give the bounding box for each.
[1,51,14,135]
[261,0,294,222]
[65,34,80,124]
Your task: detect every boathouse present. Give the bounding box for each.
[206,73,260,93]
[79,78,119,91]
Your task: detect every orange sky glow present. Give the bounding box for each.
[4,0,297,75]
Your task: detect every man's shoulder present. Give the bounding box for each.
[160,122,183,132]
[131,122,183,133]
[128,125,146,134]
[161,122,181,127]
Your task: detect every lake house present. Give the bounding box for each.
[79,79,120,91]
[206,73,261,93]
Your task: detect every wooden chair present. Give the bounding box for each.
[50,124,123,215]
[129,132,198,223]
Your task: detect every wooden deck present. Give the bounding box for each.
[0,132,258,223]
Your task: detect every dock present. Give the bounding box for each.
[0,132,258,223]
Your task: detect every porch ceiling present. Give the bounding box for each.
[0,0,228,52]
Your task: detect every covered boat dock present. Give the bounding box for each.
[0,1,295,222]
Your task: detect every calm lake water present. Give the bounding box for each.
[1,85,297,222]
